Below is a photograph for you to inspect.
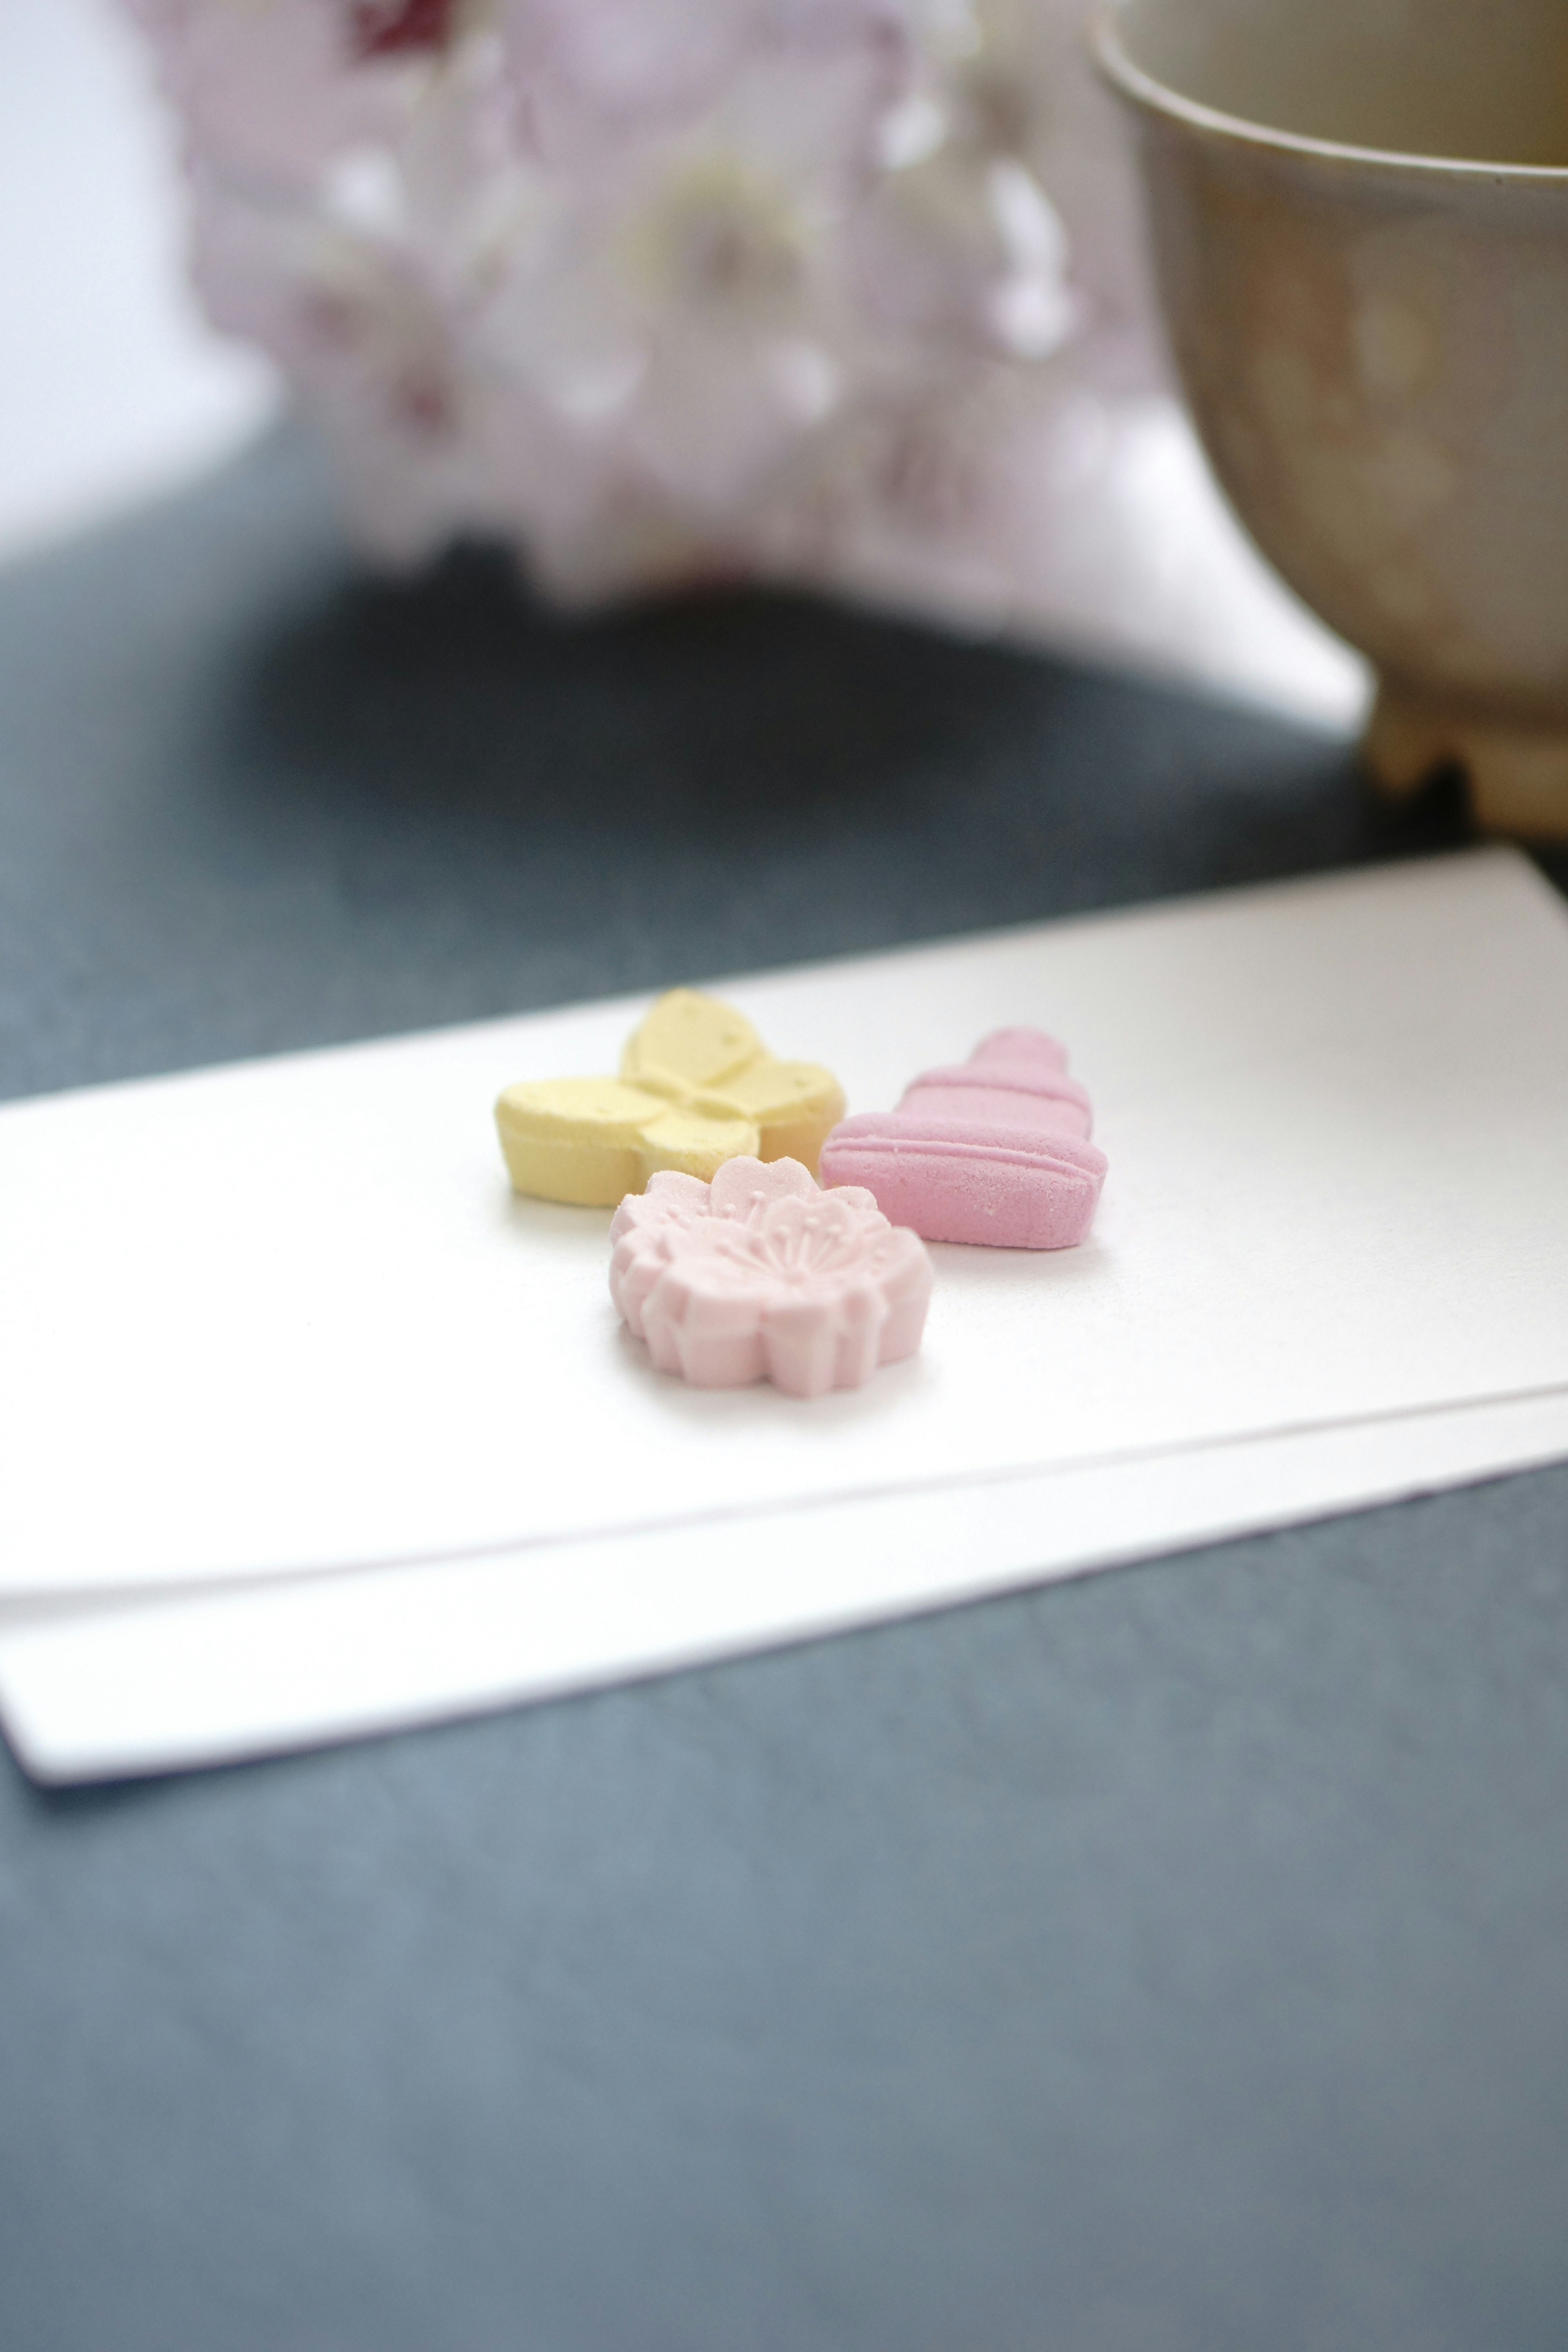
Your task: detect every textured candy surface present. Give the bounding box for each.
[819,1028,1107,1249]
[496,990,844,1207]
[609,1157,932,1397]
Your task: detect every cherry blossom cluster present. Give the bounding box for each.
[128,0,1161,615]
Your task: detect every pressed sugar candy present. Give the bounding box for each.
[819,1029,1107,1249]
[609,1156,933,1397]
[496,989,845,1208]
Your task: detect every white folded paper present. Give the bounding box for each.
[3,848,1566,1779]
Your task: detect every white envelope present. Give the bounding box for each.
[3,848,1566,1779]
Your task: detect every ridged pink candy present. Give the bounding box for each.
[818,1029,1107,1250]
[609,1156,933,1398]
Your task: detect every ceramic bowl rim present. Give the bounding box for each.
[1089,0,1568,187]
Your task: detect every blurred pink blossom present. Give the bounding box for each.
[129,0,1165,611]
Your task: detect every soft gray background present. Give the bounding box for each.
[2,432,1564,2351]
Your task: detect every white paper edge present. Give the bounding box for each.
[5,1385,1564,1783]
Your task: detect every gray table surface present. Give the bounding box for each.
[1,431,1565,2352]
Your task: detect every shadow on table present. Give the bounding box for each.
[0,422,1531,1106]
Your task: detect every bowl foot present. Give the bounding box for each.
[1364,686,1568,839]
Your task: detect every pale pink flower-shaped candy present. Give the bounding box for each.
[609,1156,932,1398]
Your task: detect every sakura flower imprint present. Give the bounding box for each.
[819,1029,1107,1250]
[610,1158,932,1398]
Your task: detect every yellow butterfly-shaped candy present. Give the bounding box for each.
[494,989,846,1207]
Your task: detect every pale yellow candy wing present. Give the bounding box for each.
[620,989,761,1101]
[498,988,843,1205]
[495,1078,668,1207]
[637,1107,760,1185]
[714,1059,847,1175]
